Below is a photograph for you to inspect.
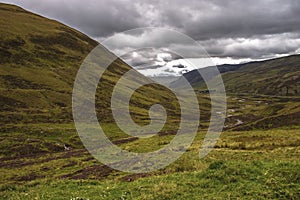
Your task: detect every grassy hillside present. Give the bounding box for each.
[171,55,300,130]
[0,3,97,125]
[176,54,300,96]
[0,3,182,156]
[223,56,300,130]
[222,55,300,96]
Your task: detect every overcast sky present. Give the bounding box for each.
[3,0,300,76]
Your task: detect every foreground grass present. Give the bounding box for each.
[0,128,299,199]
[1,160,299,199]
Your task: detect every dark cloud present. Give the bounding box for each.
[132,0,300,40]
[4,0,300,39]
[2,0,143,37]
[2,0,300,66]
[201,33,300,59]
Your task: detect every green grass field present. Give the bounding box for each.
[0,127,299,199]
[1,94,300,199]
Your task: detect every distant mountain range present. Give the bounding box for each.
[171,54,300,96]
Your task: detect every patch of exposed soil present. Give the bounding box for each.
[120,173,151,182]
[59,165,114,180]
[158,130,177,136]
[112,137,138,145]
[15,172,45,182]
[0,149,88,169]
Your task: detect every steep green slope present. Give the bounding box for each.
[0,3,180,124]
[0,3,181,156]
[0,3,98,124]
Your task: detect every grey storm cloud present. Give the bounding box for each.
[3,0,300,60]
